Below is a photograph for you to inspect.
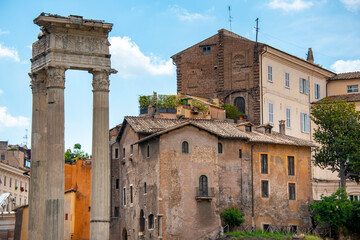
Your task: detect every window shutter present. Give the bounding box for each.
[299,78,303,93]
[300,113,304,132]
[306,80,309,94]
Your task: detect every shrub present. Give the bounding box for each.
[223,104,243,120]
[220,207,245,231]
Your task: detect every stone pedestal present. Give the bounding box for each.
[90,71,110,240]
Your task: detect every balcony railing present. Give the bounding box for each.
[195,187,215,201]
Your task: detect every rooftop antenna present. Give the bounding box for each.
[255,17,259,46]
[22,129,28,146]
[228,5,233,31]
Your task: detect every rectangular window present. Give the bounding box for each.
[144,182,147,194]
[300,112,310,133]
[115,148,119,159]
[130,185,133,203]
[10,178,12,188]
[261,180,269,198]
[286,108,291,128]
[285,72,290,88]
[122,148,125,158]
[288,156,295,176]
[114,207,119,217]
[202,46,211,55]
[314,83,320,99]
[261,154,268,174]
[347,85,359,93]
[268,65,273,82]
[239,149,242,159]
[158,216,163,237]
[123,187,126,205]
[4,176,6,186]
[116,179,119,189]
[1,154,4,160]
[289,183,296,200]
[268,103,274,124]
[299,78,309,94]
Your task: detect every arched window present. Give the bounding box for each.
[146,145,150,158]
[148,214,154,229]
[182,141,189,154]
[218,142,223,154]
[199,175,208,196]
[234,97,245,114]
[139,210,145,232]
[122,228,128,240]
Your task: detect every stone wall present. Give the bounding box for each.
[172,29,262,124]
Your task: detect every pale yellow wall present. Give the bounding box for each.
[0,163,30,211]
[261,53,328,141]
[327,78,360,96]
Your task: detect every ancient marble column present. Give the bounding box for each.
[44,67,66,240]
[90,71,110,240]
[28,71,47,240]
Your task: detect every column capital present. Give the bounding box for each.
[46,67,65,89]
[29,71,47,93]
[91,70,110,92]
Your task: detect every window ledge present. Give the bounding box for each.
[195,196,213,201]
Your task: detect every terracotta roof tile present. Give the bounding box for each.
[124,116,314,147]
[313,93,360,104]
[329,71,360,80]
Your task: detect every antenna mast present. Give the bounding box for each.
[255,17,259,46]
[228,6,233,31]
[22,129,28,146]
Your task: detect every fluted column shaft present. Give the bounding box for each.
[44,67,65,240]
[90,71,110,240]
[28,71,47,240]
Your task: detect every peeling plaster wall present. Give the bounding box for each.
[159,126,221,239]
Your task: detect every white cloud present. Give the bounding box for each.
[268,0,314,12]
[169,5,215,21]
[0,43,20,62]
[331,59,360,73]
[109,36,174,78]
[0,107,29,128]
[0,29,9,35]
[0,89,3,95]
[340,0,360,12]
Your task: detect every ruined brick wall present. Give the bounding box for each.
[172,29,262,124]
[159,126,221,239]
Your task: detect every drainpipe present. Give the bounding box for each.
[250,143,255,227]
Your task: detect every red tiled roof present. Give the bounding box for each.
[329,71,360,81]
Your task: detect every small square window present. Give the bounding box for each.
[347,85,359,93]
[245,126,252,132]
[202,46,211,54]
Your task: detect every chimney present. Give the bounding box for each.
[279,120,286,135]
[307,48,314,63]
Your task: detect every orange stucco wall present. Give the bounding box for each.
[65,160,92,240]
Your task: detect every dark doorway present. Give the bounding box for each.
[140,209,145,232]
[122,228,127,240]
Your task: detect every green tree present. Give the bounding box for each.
[220,207,245,231]
[64,143,89,163]
[309,189,352,234]
[311,99,360,189]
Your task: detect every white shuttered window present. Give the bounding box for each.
[269,103,274,123]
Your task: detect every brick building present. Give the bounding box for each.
[171,29,334,138]
[110,116,313,239]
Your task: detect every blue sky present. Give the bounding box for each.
[0,0,359,153]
